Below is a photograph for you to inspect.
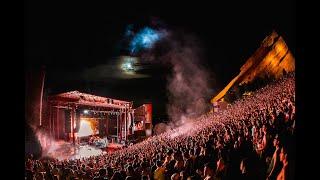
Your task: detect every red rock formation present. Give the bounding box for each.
[211,31,295,103]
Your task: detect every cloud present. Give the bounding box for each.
[82,56,150,80]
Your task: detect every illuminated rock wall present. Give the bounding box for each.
[211,31,295,103]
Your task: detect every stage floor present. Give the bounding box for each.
[44,141,124,160]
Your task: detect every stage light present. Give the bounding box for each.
[78,120,94,137]
[83,110,89,114]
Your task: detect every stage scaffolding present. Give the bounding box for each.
[47,91,134,144]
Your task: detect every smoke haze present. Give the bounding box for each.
[162,33,213,125]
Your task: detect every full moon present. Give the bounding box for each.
[120,56,138,73]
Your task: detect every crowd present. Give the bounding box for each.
[25,73,295,180]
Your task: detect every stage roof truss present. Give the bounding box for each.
[49,91,133,109]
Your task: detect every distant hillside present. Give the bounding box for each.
[211,31,295,103]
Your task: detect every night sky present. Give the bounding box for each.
[25,1,295,124]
